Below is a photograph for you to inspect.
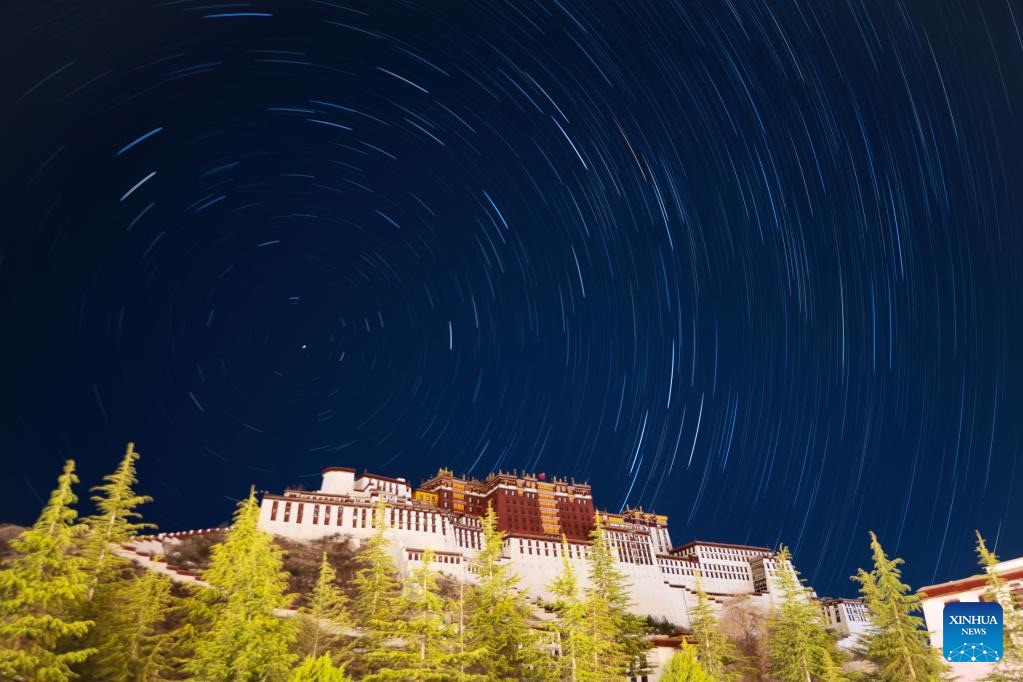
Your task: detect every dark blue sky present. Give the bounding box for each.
[2,0,1021,598]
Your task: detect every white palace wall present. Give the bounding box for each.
[257,483,784,626]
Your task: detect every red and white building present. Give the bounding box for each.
[256,465,827,629]
[918,555,1023,681]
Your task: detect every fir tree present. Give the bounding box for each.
[365,549,482,681]
[297,552,351,661]
[660,639,714,682]
[583,513,649,678]
[82,442,154,598]
[853,531,948,682]
[975,531,1023,682]
[465,504,550,681]
[88,570,176,681]
[289,653,352,682]
[347,498,404,680]
[188,487,297,681]
[351,498,402,628]
[549,536,598,682]
[0,460,96,681]
[690,569,743,680]
[765,546,847,682]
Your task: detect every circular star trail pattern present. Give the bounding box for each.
[2,0,1022,596]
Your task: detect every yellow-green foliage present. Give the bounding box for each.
[584,513,649,679]
[89,570,177,681]
[364,549,483,681]
[766,546,848,682]
[465,505,550,681]
[853,532,948,682]
[82,442,154,597]
[290,653,352,681]
[549,535,599,681]
[0,460,96,681]
[351,498,402,629]
[188,487,297,681]
[976,531,1023,682]
[660,640,713,682]
[690,570,744,680]
[297,552,352,662]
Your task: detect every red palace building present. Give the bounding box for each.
[415,468,597,542]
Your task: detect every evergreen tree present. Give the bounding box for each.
[169,583,219,674]
[549,536,598,681]
[188,487,297,681]
[88,570,176,681]
[365,549,482,681]
[465,505,549,680]
[0,460,96,681]
[660,639,714,682]
[975,531,1023,682]
[853,531,948,682]
[351,498,402,629]
[765,546,847,682]
[584,513,649,678]
[690,569,743,680]
[290,654,352,682]
[82,442,154,598]
[298,552,351,661]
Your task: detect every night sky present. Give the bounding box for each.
[2,0,1022,598]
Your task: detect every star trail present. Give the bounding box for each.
[2,0,1022,596]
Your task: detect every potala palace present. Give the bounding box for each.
[257,465,869,635]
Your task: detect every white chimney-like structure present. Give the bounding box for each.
[320,466,355,495]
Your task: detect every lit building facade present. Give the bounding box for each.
[258,465,806,626]
[819,597,871,648]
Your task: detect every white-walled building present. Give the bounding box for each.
[819,597,872,649]
[256,465,826,629]
[919,556,1023,682]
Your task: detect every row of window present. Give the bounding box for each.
[663,565,702,577]
[407,551,460,564]
[270,499,478,542]
[698,546,762,560]
[517,538,589,559]
[702,562,750,577]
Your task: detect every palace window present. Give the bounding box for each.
[270,500,279,521]
[283,502,291,522]
[296,504,304,524]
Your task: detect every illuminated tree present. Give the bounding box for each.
[975,531,1023,682]
[365,549,482,680]
[290,653,352,682]
[89,570,177,681]
[660,640,713,682]
[297,553,351,661]
[765,546,847,681]
[82,442,154,599]
[549,536,598,681]
[351,498,402,628]
[188,488,296,681]
[853,532,948,681]
[690,570,743,680]
[465,505,549,680]
[584,513,649,678]
[0,460,96,680]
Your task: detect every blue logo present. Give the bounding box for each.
[943,602,1003,663]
